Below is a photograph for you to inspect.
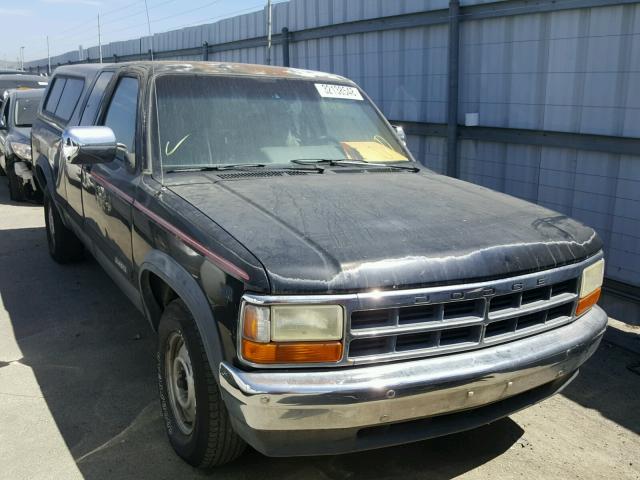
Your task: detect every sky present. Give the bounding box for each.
[0,0,282,65]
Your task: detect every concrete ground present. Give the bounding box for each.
[0,181,638,480]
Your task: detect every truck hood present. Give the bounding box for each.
[169,170,602,294]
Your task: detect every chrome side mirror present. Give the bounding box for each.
[62,126,117,165]
[393,125,407,146]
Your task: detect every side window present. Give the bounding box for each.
[44,78,66,114]
[80,72,114,126]
[54,78,84,121]
[102,77,139,165]
[43,76,85,123]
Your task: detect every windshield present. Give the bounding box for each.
[154,75,409,170]
[15,96,41,126]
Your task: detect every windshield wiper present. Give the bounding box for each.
[291,159,419,172]
[166,163,266,173]
[166,163,325,173]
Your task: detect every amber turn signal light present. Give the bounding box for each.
[575,287,601,317]
[242,339,343,364]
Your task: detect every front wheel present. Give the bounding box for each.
[7,161,25,201]
[158,299,246,469]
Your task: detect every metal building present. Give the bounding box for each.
[26,0,640,294]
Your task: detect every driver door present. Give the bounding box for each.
[82,74,140,283]
[65,71,114,224]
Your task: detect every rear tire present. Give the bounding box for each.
[158,299,246,469]
[44,194,84,263]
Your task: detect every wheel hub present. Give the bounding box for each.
[165,332,196,435]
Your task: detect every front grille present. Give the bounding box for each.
[347,274,579,362]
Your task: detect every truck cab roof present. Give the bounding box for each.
[52,60,352,83]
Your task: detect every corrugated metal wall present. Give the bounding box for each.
[26,0,640,288]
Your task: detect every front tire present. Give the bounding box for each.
[7,160,25,201]
[44,194,84,263]
[158,299,245,469]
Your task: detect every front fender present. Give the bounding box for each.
[139,249,226,383]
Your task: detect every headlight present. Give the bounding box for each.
[240,303,344,364]
[576,259,604,316]
[271,305,343,341]
[10,142,31,161]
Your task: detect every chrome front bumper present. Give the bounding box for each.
[219,305,607,456]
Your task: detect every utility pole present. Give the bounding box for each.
[446,0,460,178]
[266,0,272,65]
[143,0,154,61]
[98,13,103,63]
[19,46,24,71]
[46,36,51,75]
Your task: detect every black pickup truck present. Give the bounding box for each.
[31,61,607,468]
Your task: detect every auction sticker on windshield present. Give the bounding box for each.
[315,83,363,101]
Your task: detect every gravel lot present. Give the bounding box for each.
[0,181,638,480]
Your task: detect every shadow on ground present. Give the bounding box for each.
[0,224,525,479]
[0,190,638,479]
[561,339,640,436]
